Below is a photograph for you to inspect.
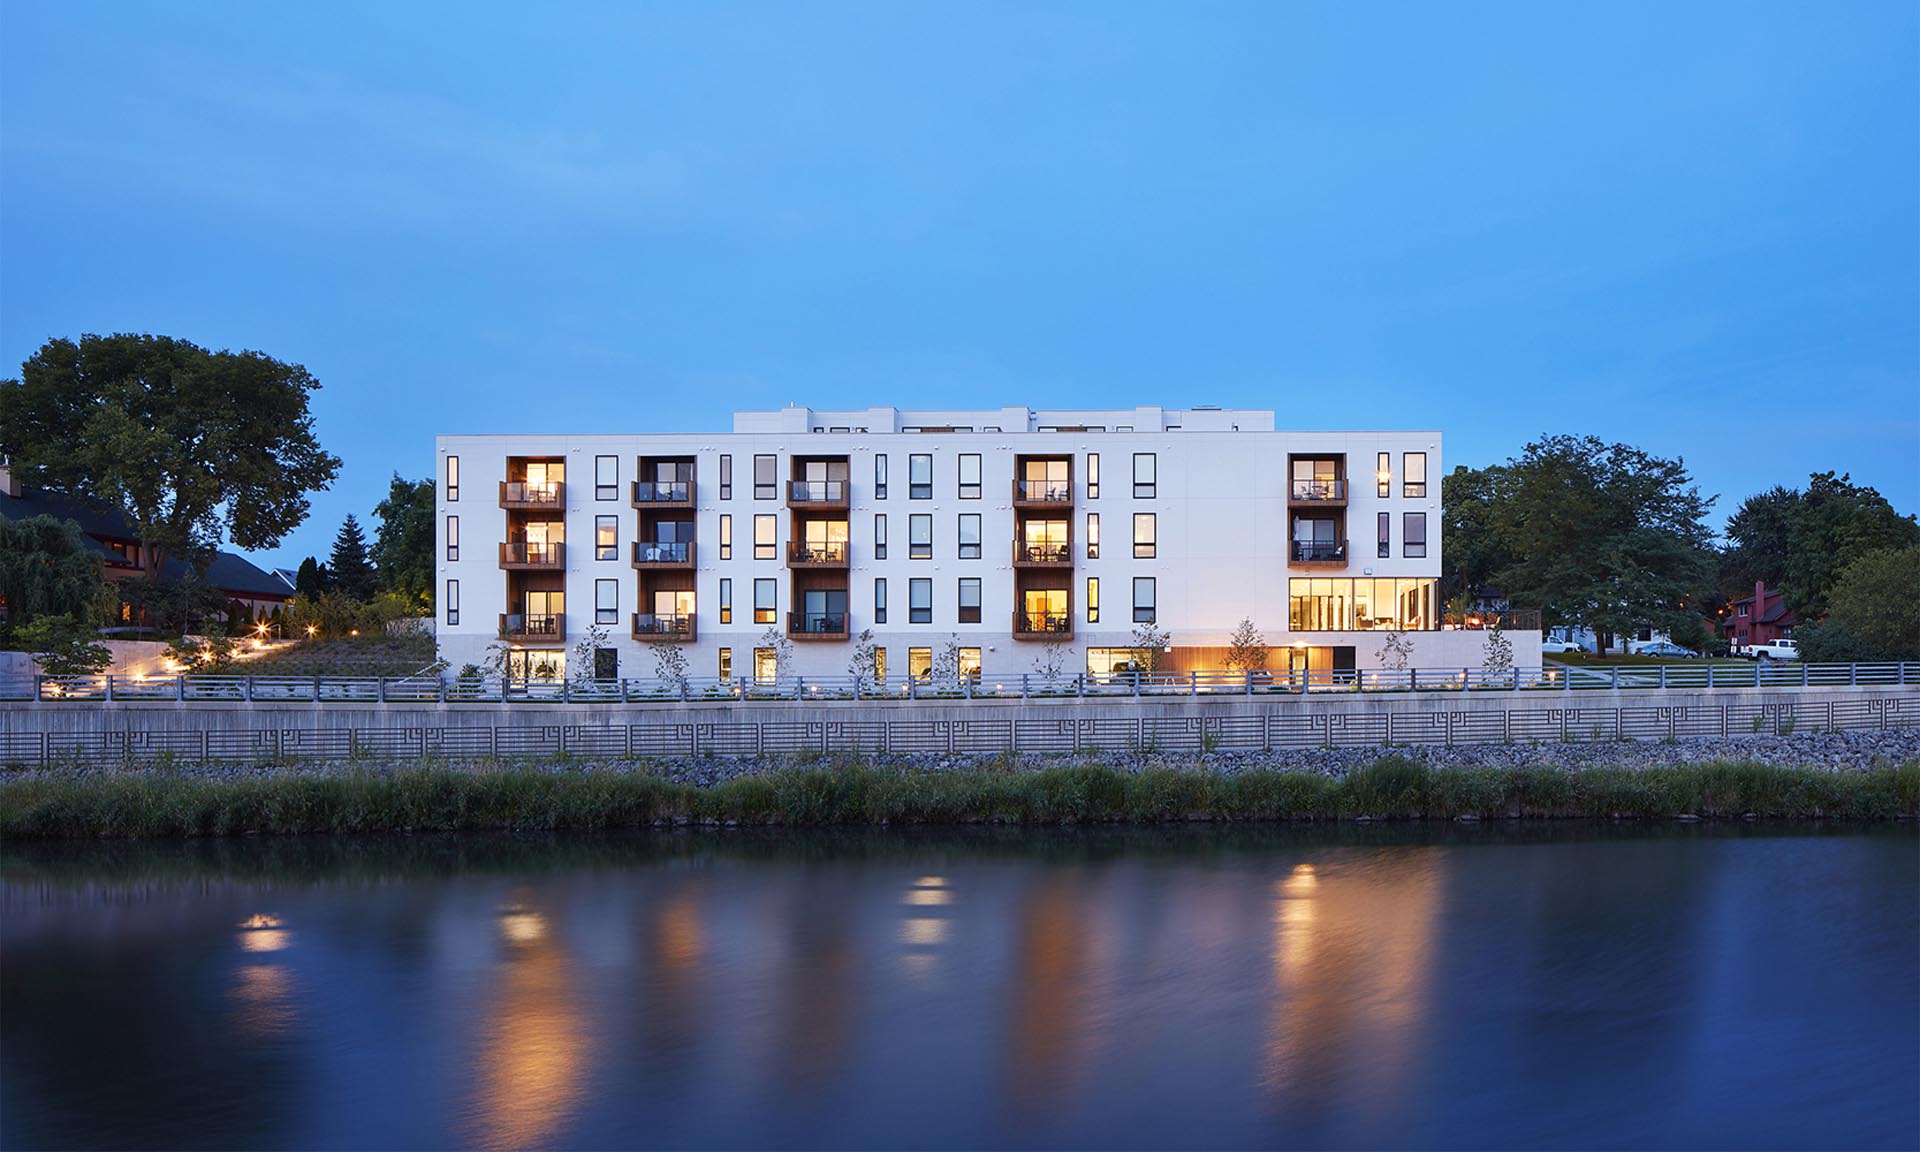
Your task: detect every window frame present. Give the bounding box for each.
[1086,512,1099,559]
[1403,512,1427,558]
[753,514,776,561]
[874,577,888,624]
[1377,511,1390,559]
[718,647,732,681]
[445,515,459,561]
[594,578,618,625]
[958,513,981,559]
[445,578,459,626]
[1132,512,1156,559]
[720,578,733,624]
[1132,453,1156,499]
[874,453,888,499]
[1404,452,1427,499]
[719,513,732,561]
[908,453,933,500]
[753,578,777,624]
[909,513,933,560]
[1132,576,1156,623]
[719,454,733,500]
[1377,451,1391,498]
[1087,452,1099,499]
[446,455,459,501]
[1087,576,1099,623]
[957,577,981,623]
[753,454,777,500]
[594,455,618,501]
[909,577,932,624]
[958,453,981,500]
[595,514,618,561]
[873,513,888,560]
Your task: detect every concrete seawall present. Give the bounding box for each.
[3,685,1917,765]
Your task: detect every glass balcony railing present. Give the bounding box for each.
[500,541,564,566]
[788,540,849,564]
[1290,478,1347,501]
[631,480,692,503]
[631,612,695,637]
[788,611,848,636]
[631,541,694,564]
[1014,479,1073,503]
[1014,611,1073,634]
[788,480,847,503]
[1014,541,1072,564]
[1290,540,1346,562]
[500,481,564,506]
[500,612,564,638]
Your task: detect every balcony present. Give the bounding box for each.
[631,540,696,568]
[1012,610,1074,639]
[1012,478,1073,508]
[1013,540,1073,568]
[787,480,848,510]
[499,612,565,642]
[500,480,564,510]
[1289,478,1347,506]
[499,541,565,570]
[788,611,849,641]
[631,612,697,641]
[631,479,694,509]
[787,540,850,568]
[1289,540,1347,567]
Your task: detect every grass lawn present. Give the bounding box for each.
[234,635,438,678]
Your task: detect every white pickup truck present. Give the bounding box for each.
[1744,638,1800,660]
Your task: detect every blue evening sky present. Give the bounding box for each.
[3,2,1915,569]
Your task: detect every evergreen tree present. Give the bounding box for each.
[294,555,328,599]
[328,515,376,600]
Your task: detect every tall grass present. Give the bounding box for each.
[3,757,1915,839]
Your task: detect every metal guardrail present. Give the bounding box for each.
[7,662,1915,705]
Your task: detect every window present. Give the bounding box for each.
[754,454,777,499]
[1133,577,1156,623]
[1377,512,1390,559]
[957,578,981,623]
[445,579,459,626]
[909,453,932,499]
[909,578,932,623]
[873,648,887,682]
[753,578,776,624]
[719,454,732,500]
[595,579,618,625]
[446,455,459,501]
[1087,452,1099,499]
[754,514,776,560]
[1087,576,1099,623]
[874,577,888,624]
[874,453,888,499]
[595,455,618,501]
[873,513,888,560]
[1086,512,1099,559]
[909,647,933,681]
[958,514,981,559]
[909,514,932,559]
[959,648,982,681]
[1377,452,1391,498]
[1404,452,1427,499]
[720,578,732,624]
[446,515,459,561]
[753,648,778,684]
[1133,453,1156,499]
[958,453,981,499]
[719,514,732,560]
[1289,578,1436,631]
[718,648,732,681]
[1133,513,1156,558]
[1404,512,1427,558]
[595,515,617,561]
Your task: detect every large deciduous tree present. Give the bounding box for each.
[1796,546,1920,662]
[1439,464,1514,603]
[0,334,341,580]
[371,474,435,610]
[1720,473,1917,616]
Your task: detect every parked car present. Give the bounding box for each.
[1745,639,1800,661]
[1634,640,1700,659]
[1542,639,1583,654]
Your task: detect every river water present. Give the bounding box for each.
[3,826,1915,1150]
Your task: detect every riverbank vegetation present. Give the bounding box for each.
[2,757,1915,838]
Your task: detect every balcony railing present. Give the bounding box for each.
[631,541,695,566]
[500,541,565,568]
[1013,540,1073,566]
[1443,609,1544,631]
[788,480,847,505]
[1013,479,1073,505]
[499,612,565,641]
[787,540,850,566]
[631,480,693,505]
[788,611,849,639]
[1290,478,1347,502]
[500,480,564,508]
[632,612,696,640]
[1013,610,1073,636]
[1290,540,1346,563]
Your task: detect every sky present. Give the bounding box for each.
[2,1,1915,569]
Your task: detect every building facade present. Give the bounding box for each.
[436,405,1524,681]
[1721,580,1796,652]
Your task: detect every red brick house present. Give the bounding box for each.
[1721,580,1796,652]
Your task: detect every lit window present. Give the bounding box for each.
[1087,577,1099,623]
[718,647,732,680]
[719,514,732,560]
[1133,513,1156,559]
[1087,452,1099,499]
[753,578,776,624]
[446,455,459,501]
[754,514,776,560]
[1404,452,1427,499]
[1377,451,1391,498]
[909,647,932,681]
[720,578,732,624]
[445,515,459,561]
[596,515,617,561]
[1086,512,1099,559]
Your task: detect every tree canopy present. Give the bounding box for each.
[372,474,435,609]
[1797,546,1920,662]
[0,515,117,644]
[0,333,341,578]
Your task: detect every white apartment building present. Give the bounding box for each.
[436,405,1531,682]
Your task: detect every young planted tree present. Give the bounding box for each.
[1481,617,1514,678]
[1224,616,1268,673]
[757,625,794,681]
[569,621,612,682]
[1131,620,1171,675]
[931,633,963,686]
[372,474,436,611]
[1032,638,1073,683]
[0,334,340,579]
[651,639,692,693]
[15,615,113,677]
[1376,631,1415,672]
[847,628,880,683]
[328,514,377,601]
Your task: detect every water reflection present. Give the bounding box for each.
[464,897,591,1151]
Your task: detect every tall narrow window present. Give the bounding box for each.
[754,514,776,560]
[1404,452,1427,499]
[719,514,733,560]
[753,578,776,624]
[595,455,618,501]
[720,578,733,624]
[909,577,932,623]
[873,513,888,559]
[957,577,981,623]
[1087,577,1099,623]
[958,514,981,559]
[909,514,932,559]
[446,515,459,561]
[1377,511,1391,559]
[1086,512,1099,559]
[909,647,932,681]
[446,579,459,626]
[445,455,459,501]
[1132,577,1156,623]
[718,648,732,680]
[1087,452,1099,499]
[754,454,777,499]
[909,454,932,499]
[1404,513,1427,558]
[719,454,733,500]
[595,515,617,561]
[958,454,981,499]
[1377,452,1391,498]
[595,579,618,625]
[874,453,888,499]
[1133,513,1156,558]
[873,648,887,682]
[1133,453,1157,499]
[874,577,888,624]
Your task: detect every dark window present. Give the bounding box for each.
[958,454,981,499]
[754,454,777,499]
[445,579,459,626]
[873,513,888,559]
[957,578,981,623]
[594,455,618,501]
[1404,452,1427,499]
[874,578,888,624]
[874,453,888,499]
[1133,577,1156,623]
[753,578,776,624]
[1133,453,1156,499]
[958,514,981,559]
[719,454,733,500]
[909,454,932,499]
[1404,512,1427,558]
[909,514,932,559]
[1377,512,1390,559]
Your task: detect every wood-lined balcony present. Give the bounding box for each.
[787,611,850,641]
[1288,540,1349,568]
[787,480,849,511]
[1012,539,1073,568]
[787,540,850,569]
[499,480,565,510]
[499,612,565,642]
[631,612,697,642]
[631,479,694,509]
[1012,478,1074,508]
[631,540,696,569]
[1012,610,1074,639]
[499,541,565,570]
[1287,478,1347,507]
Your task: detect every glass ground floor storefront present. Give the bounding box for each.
[1288,578,1436,632]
